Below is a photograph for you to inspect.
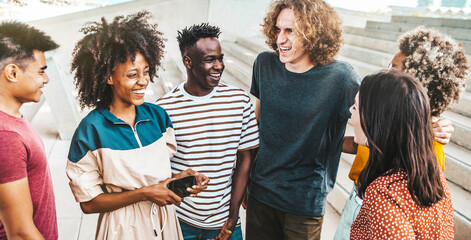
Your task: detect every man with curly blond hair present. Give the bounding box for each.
[245,0,361,239]
[335,26,468,240]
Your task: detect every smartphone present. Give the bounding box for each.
[167,176,196,198]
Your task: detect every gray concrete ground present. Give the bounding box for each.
[34,102,340,240]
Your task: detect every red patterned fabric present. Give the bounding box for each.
[351,170,454,240]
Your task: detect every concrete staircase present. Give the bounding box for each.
[213,18,471,237]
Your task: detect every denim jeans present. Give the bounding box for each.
[333,188,363,240]
[179,221,243,240]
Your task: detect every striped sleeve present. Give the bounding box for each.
[239,95,259,150]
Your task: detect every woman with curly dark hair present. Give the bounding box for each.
[65,11,208,239]
[396,26,468,117]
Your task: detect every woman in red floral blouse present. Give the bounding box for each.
[349,70,454,240]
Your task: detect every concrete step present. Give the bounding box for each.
[234,36,270,55]
[340,44,393,69]
[391,16,471,54]
[448,181,471,240]
[336,55,382,78]
[453,91,471,118]
[343,33,398,55]
[221,72,250,93]
[330,125,471,239]
[343,25,402,42]
[366,20,471,41]
[343,25,471,55]
[442,111,471,151]
[222,40,258,67]
[223,50,253,87]
[391,15,471,30]
[444,142,471,193]
[345,31,471,65]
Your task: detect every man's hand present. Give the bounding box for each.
[173,168,210,197]
[208,220,236,240]
[432,117,454,145]
[342,136,358,154]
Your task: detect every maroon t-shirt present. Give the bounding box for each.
[0,110,58,240]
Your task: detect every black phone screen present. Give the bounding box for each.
[167,176,196,198]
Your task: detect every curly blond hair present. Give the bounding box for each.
[262,0,343,66]
[399,26,469,116]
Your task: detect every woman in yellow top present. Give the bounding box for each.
[333,26,469,240]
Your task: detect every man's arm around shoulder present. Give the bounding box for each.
[0,177,44,239]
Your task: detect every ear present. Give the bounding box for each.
[3,64,21,83]
[107,76,113,85]
[183,56,192,70]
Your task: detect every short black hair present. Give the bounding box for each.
[0,21,59,70]
[71,11,166,109]
[176,23,221,56]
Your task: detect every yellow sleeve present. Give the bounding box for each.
[433,140,445,171]
[348,141,445,185]
[348,145,370,184]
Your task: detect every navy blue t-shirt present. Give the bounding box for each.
[248,51,361,216]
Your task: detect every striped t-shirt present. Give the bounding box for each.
[156,82,259,229]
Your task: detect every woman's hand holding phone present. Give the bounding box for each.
[142,178,183,206]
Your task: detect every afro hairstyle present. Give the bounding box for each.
[71,11,166,109]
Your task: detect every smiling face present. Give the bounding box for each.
[108,52,149,108]
[14,50,49,103]
[186,37,224,94]
[350,93,368,146]
[275,8,312,72]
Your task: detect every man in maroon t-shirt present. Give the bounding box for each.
[0,22,59,240]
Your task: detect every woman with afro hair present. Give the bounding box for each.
[65,11,209,240]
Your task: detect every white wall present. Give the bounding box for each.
[29,0,210,88]
[208,0,272,39]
